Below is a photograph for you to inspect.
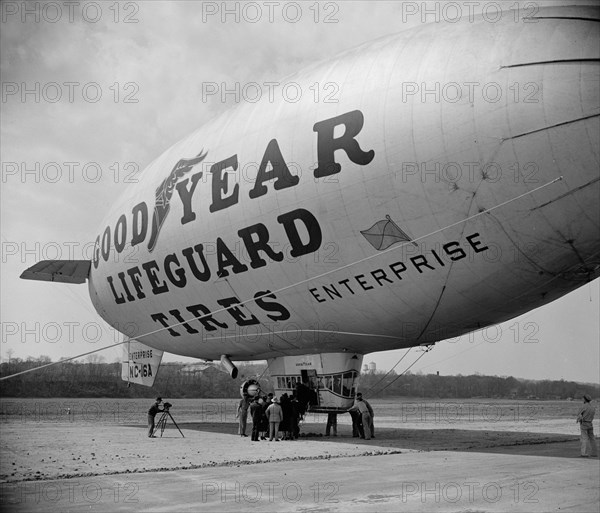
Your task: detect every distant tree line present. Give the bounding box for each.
[357,371,599,400]
[0,357,597,400]
[0,357,269,398]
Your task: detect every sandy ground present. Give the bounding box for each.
[1,407,598,513]
[0,416,584,483]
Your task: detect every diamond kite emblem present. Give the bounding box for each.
[360,215,416,251]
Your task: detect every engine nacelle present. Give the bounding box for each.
[240,379,261,398]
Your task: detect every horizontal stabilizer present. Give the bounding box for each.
[20,260,91,284]
[122,339,163,387]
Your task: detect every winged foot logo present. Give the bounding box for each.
[147,150,208,252]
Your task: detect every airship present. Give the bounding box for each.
[21,4,599,412]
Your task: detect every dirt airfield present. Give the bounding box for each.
[1,398,598,512]
[1,419,580,482]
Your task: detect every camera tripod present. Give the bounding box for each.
[152,408,184,438]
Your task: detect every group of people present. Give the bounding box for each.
[237,390,377,442]
[149,393,596,458]
[348,392,375,440]
[324,392,375,440]
[237,392,305,441]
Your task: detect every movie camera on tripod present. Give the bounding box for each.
[152,402,184,438]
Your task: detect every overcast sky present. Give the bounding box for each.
[1,0,598,383]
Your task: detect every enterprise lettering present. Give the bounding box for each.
[310,233,489,303]
[128,350,153,360]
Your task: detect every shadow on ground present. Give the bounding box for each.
[138,421,583,458]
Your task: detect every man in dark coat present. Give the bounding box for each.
[147,397,163,437]
[249,397,263,441]
[280,394,291,439]
[290,395,301,439]
[348,397,371,439]
[357,392,375,438]
[349,408,363,438]
[259,397,269,440]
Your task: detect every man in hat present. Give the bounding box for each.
[236,395,251,437]
[266,396,283,441]
[348,396,372,440]
[356,392,375,438]
[249,396,263,441]
[576,394,597,457]
[147,397,163,438]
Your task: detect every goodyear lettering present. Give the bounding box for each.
[92,109,374,267]
[106,208,321,304]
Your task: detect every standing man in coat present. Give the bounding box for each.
[249,397,263,442]
[356,392,375,438]
[266,397,283,441]
[147,397,163,438]
[236,395,251,437]
[577,394,597,457]
[326,413,338,437]
[348,396,372,440]
[349,408,363,438]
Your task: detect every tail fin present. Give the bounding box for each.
[122,339,164,387]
